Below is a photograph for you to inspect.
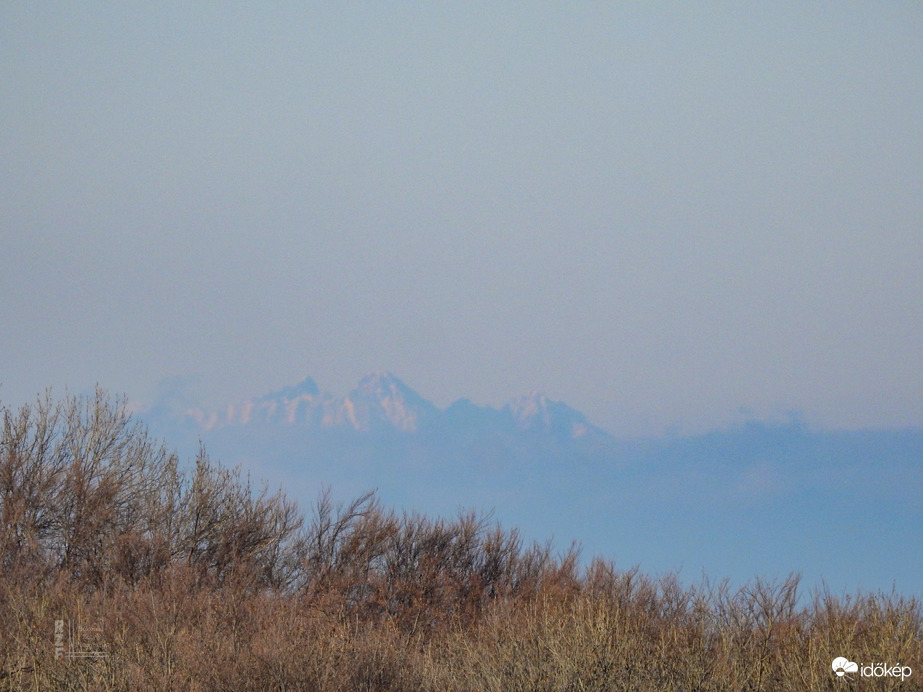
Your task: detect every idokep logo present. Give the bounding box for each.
[832,657,858,678]
[832,657,912,682]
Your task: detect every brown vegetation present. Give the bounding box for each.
[1,390,920,690]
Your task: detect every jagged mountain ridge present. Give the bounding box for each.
[185,372,610,442]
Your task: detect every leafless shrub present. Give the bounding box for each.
[1,390,920,691]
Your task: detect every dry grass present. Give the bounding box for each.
[2,391,920,690]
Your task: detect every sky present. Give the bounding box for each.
[2,3,922,437]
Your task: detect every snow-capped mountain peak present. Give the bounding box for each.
[341,372,438,433]
[504,391,601,439]
[183,374,609,442]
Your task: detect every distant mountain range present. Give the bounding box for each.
[144,372,923,598]
[184,371,612,444]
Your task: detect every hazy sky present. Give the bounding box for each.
[3,3,922,436]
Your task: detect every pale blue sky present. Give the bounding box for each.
[2,3,922,435]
